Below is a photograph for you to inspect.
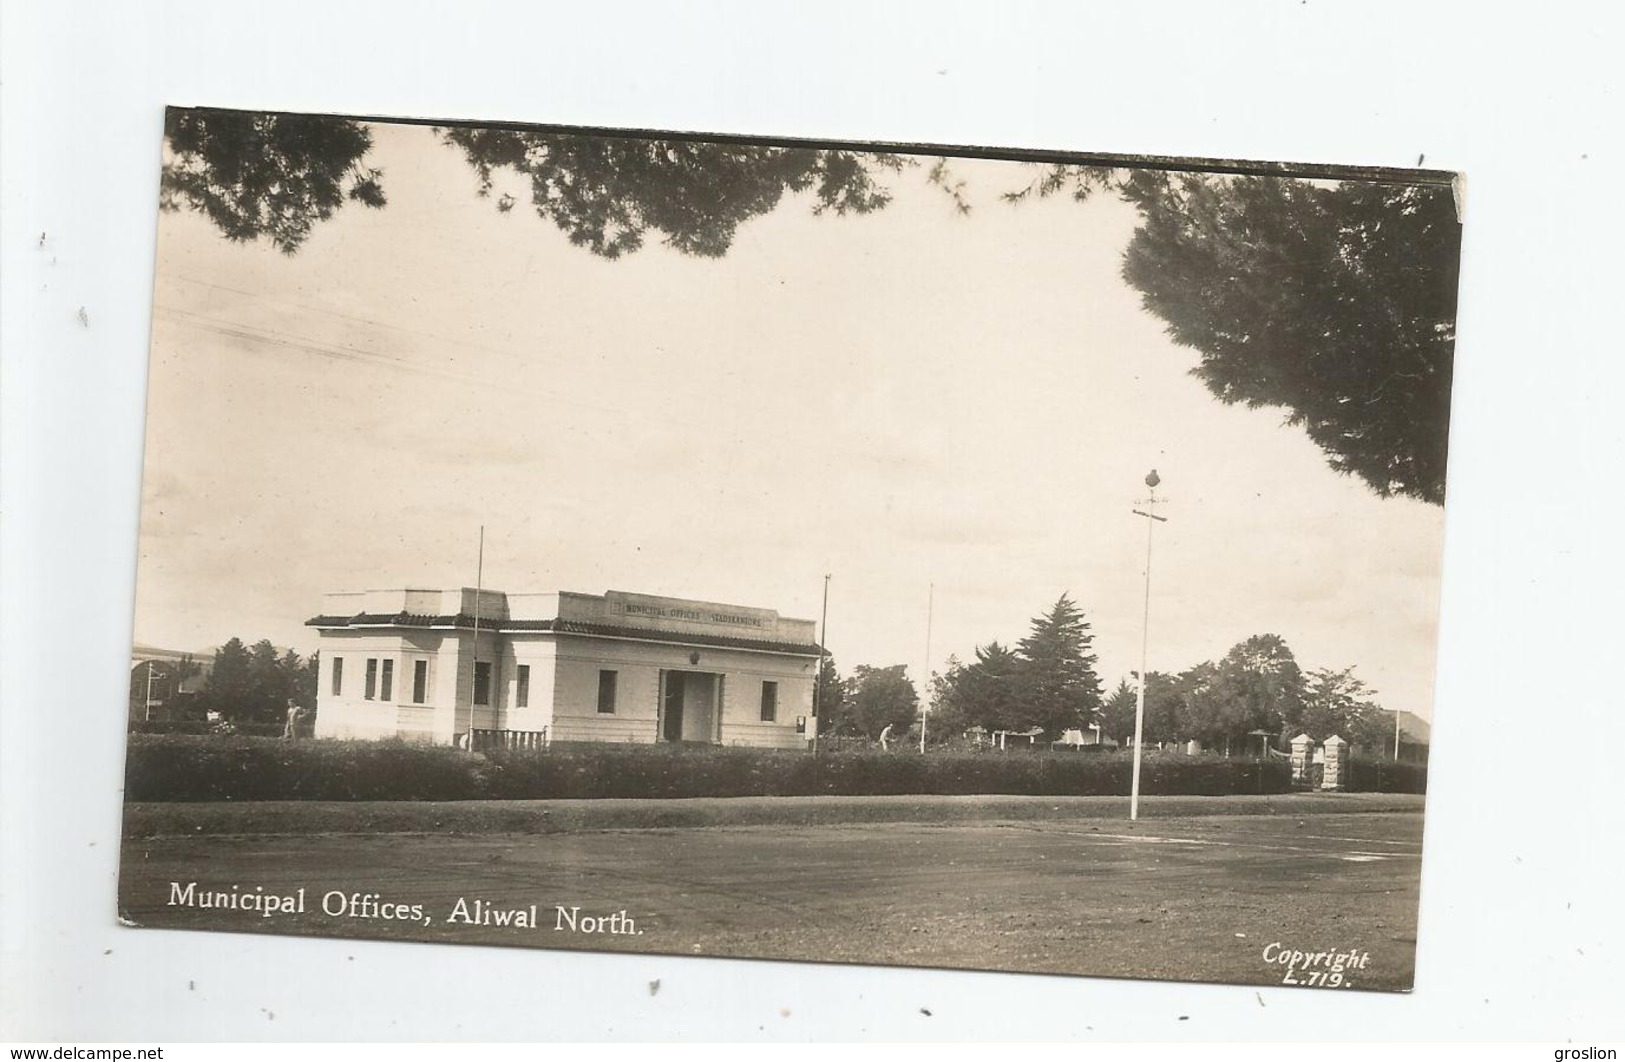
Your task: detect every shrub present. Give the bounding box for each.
[125,735,1295,802]
[128,720,286,738]
[1344,756,1428,794]
[124,735,485,802]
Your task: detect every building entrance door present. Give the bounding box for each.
[659,669,719,743]
[662,672,685,742]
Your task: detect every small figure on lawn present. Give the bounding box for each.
[878,723,894,752]
[282,699,305,740]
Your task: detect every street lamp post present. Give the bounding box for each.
[1130,470,1168,822]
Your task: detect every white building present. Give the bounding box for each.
[308,588,821,748]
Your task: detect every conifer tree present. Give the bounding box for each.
[1013,595,1105,739]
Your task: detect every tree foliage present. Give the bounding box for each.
[814,655,846,734]
[161,110,385,254]
[930,596,1106,741]
[1100,678,1138,744]
[163,110,1460,503]
[841,664,920,740]
[1119,173,1459,505]
[441,127,906,259]
[161,108,903,258]
[931,641,1022,737]
[1012,595,1105,738]
[1297,666,1388,748]
[197,637,315,723]
[1191,633,1306,748]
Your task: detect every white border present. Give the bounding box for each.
[5,0,1624,1042]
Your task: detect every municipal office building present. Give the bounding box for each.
[307,588,821,748]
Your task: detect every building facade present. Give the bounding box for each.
[307,588,821,748]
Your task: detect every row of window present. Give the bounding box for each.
[330,659,777,720]
[592,671,777,721]
[330,657,528,708]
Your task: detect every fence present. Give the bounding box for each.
[470,727,550,752]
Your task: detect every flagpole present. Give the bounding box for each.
[466,525,484,752]
[920,581,934,754]
[815,573,830,752]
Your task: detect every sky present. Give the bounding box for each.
[134,119,1449,717]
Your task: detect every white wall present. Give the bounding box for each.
[313,629,445,741]
[548,633,814,747]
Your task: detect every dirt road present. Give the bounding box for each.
[119,809,1422,991]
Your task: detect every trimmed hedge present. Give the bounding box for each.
[125,735,1293,803]
[1345,756,1428,794]
[129,720,286,738]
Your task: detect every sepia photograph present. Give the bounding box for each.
[118,106,1461,994]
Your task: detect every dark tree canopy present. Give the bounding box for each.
[1100,678,1138,744]
[814,655,846,734]
[441,128,905,259]
[161,110,386,254]
[196,637,314,723]
[842,664,920,740]
[931,641,1022,737]
[1013,594,1105,738]
[1199,633,1306,748]
[1298,665,1387,748]
[1120,173,1460,505]
[161,108,902,258]
[163,111,1461,504]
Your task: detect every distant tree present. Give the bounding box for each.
[1136,670,1189,747]
[814,656,847,735]
[843,664,920,740]
[1103,671,1198,747]
[933,641,1024,737]
[1013,595,1105,739]
[1100,678,1138,745]
[924,655,971,741]
[197,637,253,721]
[287,649,319,711]
[1348,707,1401,757]
[247,640,292,722]
[1186,634,1306,752]
[1298,666,1383,744]
[198,638,310,723]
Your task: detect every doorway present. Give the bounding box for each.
[662,672,686,742]
[659,669,719,743]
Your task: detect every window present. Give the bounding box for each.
[380,659,394,701]
[331,658,343,696]
[760,680,778,722]
[364,659,378,700]
[516,664,530,708]
[597,670,617,714]
[412,660,428,704]
[473,661,492,706]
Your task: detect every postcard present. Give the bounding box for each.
[121,107,1459,992]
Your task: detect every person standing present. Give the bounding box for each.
[282,699,302,740]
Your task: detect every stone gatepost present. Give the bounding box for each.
[1321,734,1348,790]
[1290,733,1313,782]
